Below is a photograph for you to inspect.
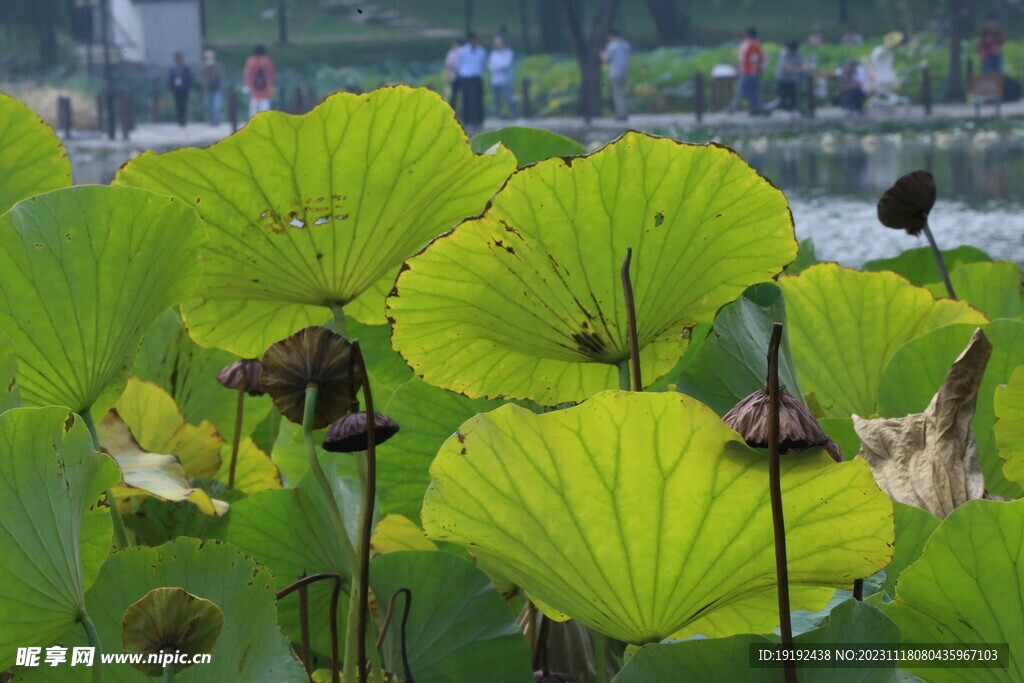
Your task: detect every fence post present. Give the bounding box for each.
[694,72,705,123]
[96,94,105,133]
[151,83,161,121]
[57,96,73,138]
[922,67,932,116]
[294,86,305,114]
[807,77,817,119]
[228,88,239,132]
[117,93,132,140]
[520,78,532,119]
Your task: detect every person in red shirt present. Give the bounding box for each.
[738,27,766,115]
[243,44,276,118]
[978,15,1006,75]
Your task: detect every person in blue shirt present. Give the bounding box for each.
[456,32,487,131]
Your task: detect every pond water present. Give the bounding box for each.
[68,128,1024,268]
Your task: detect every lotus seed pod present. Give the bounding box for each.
[216,358,265,396]
[260,325,362,429]
[322,411,400,453]
[877,169,936,236]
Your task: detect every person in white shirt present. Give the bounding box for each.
[456,32,487,131]
[444,39,463,107]
[601,29,631,120]
[487,35,518,119]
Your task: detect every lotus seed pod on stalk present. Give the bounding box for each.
[322,412,400,453]
[876,170,936,236]
[724,388,843,462]
[216,358,265,396]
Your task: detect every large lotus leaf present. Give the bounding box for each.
[0,407,120,669]
[884,498,1024,682]
[98,410,228,516]
[16,538,307,682]
[0,331,20,413]
[883,502,940,598]
[133,310,273,445]
[370,551,533,682]
[0,185,205,414]
[421,391,894,644]
[995,366,1024,488]
[778,264,986,418]
[615,600,910,683]
[470,126,586,167]
[0,93,71,214]
[673,282,803,416]
[213,437,282,494]
[115,86,516,356]
[924,261,1023,321]
[877,320,1024,498]
[370,514,438,553]
[219,453,363,655]
[863,245,991,286]
[785,237,820,275]
[390,132,797,404]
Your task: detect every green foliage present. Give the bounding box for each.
[884,502,941,598]
[863,245,992,287]
[470,126,586,167]
[0,93,71,214]
[995,366,1024,488]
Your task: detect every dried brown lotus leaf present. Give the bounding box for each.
[724,388,842,461]
[854,327,991,518]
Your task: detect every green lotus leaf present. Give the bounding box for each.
[778,263,986,418]
[122,587,224,676]
[470,125,586,167]
[115,86,516,356]
[16,537,306,682]
[673,282,804,416]
[995,366,1024,488]
[370,514,438,553]
[924,261,1023,321]
[370,550,533,682]
[615,600,910,683]
[213,437,282,494]
[0,407,120,669]
[877,320,1024,498]
[219,453,364,655]
[0,331,20,413]
[133,310,273,445]
[784,236,820,275]
[884,498,1024,682]
[422,391,894,644]
[0,186,205,415]
[0,94,71,214]
[883,502,940,598]
[863,245,991,286]
[390,132,797,404]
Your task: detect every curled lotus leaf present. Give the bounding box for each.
[422,391,894,644]
[115,86,516,356]
[390,132,797,404]
[122,587,224,676]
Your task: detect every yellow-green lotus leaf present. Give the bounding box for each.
[370,514,438,554]
[422,391,894,644]
[995,365,1024,488]
[0,186,205,414]
[115,86,515,356]
[0,93,71,214]
[884,498,1024,682]
[390,133,797,404]
[213,437,282,494]
[779,264,987,418]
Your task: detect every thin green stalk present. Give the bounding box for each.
[593,631,609,683]
[922,221,957,299]
[78,610,103,683]
[329,303,348,337]
[227,387,245,489]
[617,360,631,392]
[81,408,130,549]
[303,385,359,681]
[354,342,377,683]
[162,665,174,683]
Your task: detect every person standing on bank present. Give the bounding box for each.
[487,34,518,119]
[738,27,766,115]
[201,49,223,126]
[456,32,487,132]
[978,15,1006,75]
[244,44,276,118]
[602,29,631,121]
[167,52,193,127]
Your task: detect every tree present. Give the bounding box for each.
[644,0,690,44]
[948,0,968,100]
[560,0,621,122]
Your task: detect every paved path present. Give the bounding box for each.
[62,98,1024,154]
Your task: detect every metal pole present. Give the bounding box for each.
[278,0,288,44]
[694,72,705,123]
[922,67,932,116]
[100,0,115,140]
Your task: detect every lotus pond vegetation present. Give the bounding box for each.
[0,86,1022,683]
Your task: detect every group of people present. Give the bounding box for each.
[165,45,277,127]
[444,31,519,132]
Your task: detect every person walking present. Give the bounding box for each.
[602,29,631,121]
[167,52,193,127]
[201,49,223,126]
[456,32,486,132]
[978,15,1006,75]
[773,40,807,114]
[445,39,463,109]
[244,44,276,118]
[738,27,766,115]
[487,34,518,119]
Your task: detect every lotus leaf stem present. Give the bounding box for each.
[330,574,342,683]
[80,408,130,549]
[620,248,642,391]
[767,323,797,683]
[922,222,957,299]
[329,303,348,337]
[227,387,245,489]
[162,665,174,683]
[593,631,609,683]
[78,609,103,683]
[350,341,377,683]
[374,588,413,682]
